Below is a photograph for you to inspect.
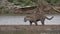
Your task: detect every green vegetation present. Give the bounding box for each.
[8,0,37,6]
[46,0,60,5]
[7,0,60,6]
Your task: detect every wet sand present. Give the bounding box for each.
[0,25,60,34]
[0,25,60,31]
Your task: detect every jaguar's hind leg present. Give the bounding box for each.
[41,20,45,25]
[35,22,38,26]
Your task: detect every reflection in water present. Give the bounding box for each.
[0,15,60,25]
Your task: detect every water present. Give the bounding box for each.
[0,15,60,25]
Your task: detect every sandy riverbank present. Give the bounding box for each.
[0,25,60,34]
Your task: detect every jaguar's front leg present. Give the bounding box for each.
[30,21,32,26]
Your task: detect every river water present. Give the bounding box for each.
[0,15,60,25]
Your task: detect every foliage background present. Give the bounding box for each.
[0,0,60,14]
[7,0,60,6]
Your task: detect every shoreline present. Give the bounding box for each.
[0,25,60,30]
